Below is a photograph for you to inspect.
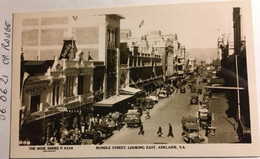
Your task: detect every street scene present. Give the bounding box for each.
[14,1,251,146]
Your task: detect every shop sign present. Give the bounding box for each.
[25,86,47,94]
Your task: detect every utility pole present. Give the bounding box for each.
[235,55,241,120]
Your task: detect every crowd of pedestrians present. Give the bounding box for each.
[44,112,124,145]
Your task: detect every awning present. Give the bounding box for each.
[167,76,177,80]
[24,107,66,124]
[120,86,143,95]
[155,79,165,86]
[94,95,133,107]
[152,82,159,87]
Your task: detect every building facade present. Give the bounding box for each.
[120,30,187,91]
[20,39,94,145]
[18,12,124,100]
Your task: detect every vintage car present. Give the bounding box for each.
[199,100,209,109]
[198,109,210,129]
[158,89,167,98]
[190,85,197,93]
[92,124,113,139]
[197,88,202,94]
[202,77,208,83]
[205,84,211,91]
[125,109,141,127]
[181,116,204,143]
[148,95,159,103]
[190,96,199,105]
[144,97,155,109]
[104,112,124,130]
[180,87,186,93]
[203,91,211,101]
[186,78,194,84]
[81,130,103,145]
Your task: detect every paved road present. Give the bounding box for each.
[103,88,206,144]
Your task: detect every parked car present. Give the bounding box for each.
[190,96,199,105]
[144,97,154,109]
[81,131,103,145]
[104,112,124,130]
[125,109,141,127]
[181,116,204,143]
[180,87,186,93]
[198,108,210,129]
[202,78,207,83]
[197,88,202,94]
[92,124,113,139]
[190,86,197,93]
[203,91,211,101]
[199,100,209,109]
[158,90,167,98]
[148,95,159,103]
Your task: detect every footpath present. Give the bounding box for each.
[208,95,240,143]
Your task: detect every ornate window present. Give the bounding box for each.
[65,76,74,97]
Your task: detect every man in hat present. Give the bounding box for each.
[167,123,174,137]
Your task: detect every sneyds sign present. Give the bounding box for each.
[25,86,47,94]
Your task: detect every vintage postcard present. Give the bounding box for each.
[10,0,260,158]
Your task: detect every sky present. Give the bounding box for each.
[105,0,251,49]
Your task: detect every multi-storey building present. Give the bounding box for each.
[20,39,94,145]
[16,11,133,144]
[120,29,185,92]
[218,7,250,142]
[16,11,124,100]
[186,57,197,75]
[176,45,186,77]
[120,29,164,94]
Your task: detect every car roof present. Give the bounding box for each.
[199,108,209,112]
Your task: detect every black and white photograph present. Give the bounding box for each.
[10,0,260,158]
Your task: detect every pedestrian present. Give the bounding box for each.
[157,126,163,137]
[205,125,209,137]
[167,123,174,137]
[138,123,144,135]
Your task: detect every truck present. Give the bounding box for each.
[125,109,141,127]
[181,116,204,143]
[198,108,210,129]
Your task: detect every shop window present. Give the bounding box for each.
[30,95,40,113]
[178,65,183,71]
[86,75,91,93]
[78,76,84,95]
[52,81,60,106]
[78,75,91,95]
[112,30,115,42]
